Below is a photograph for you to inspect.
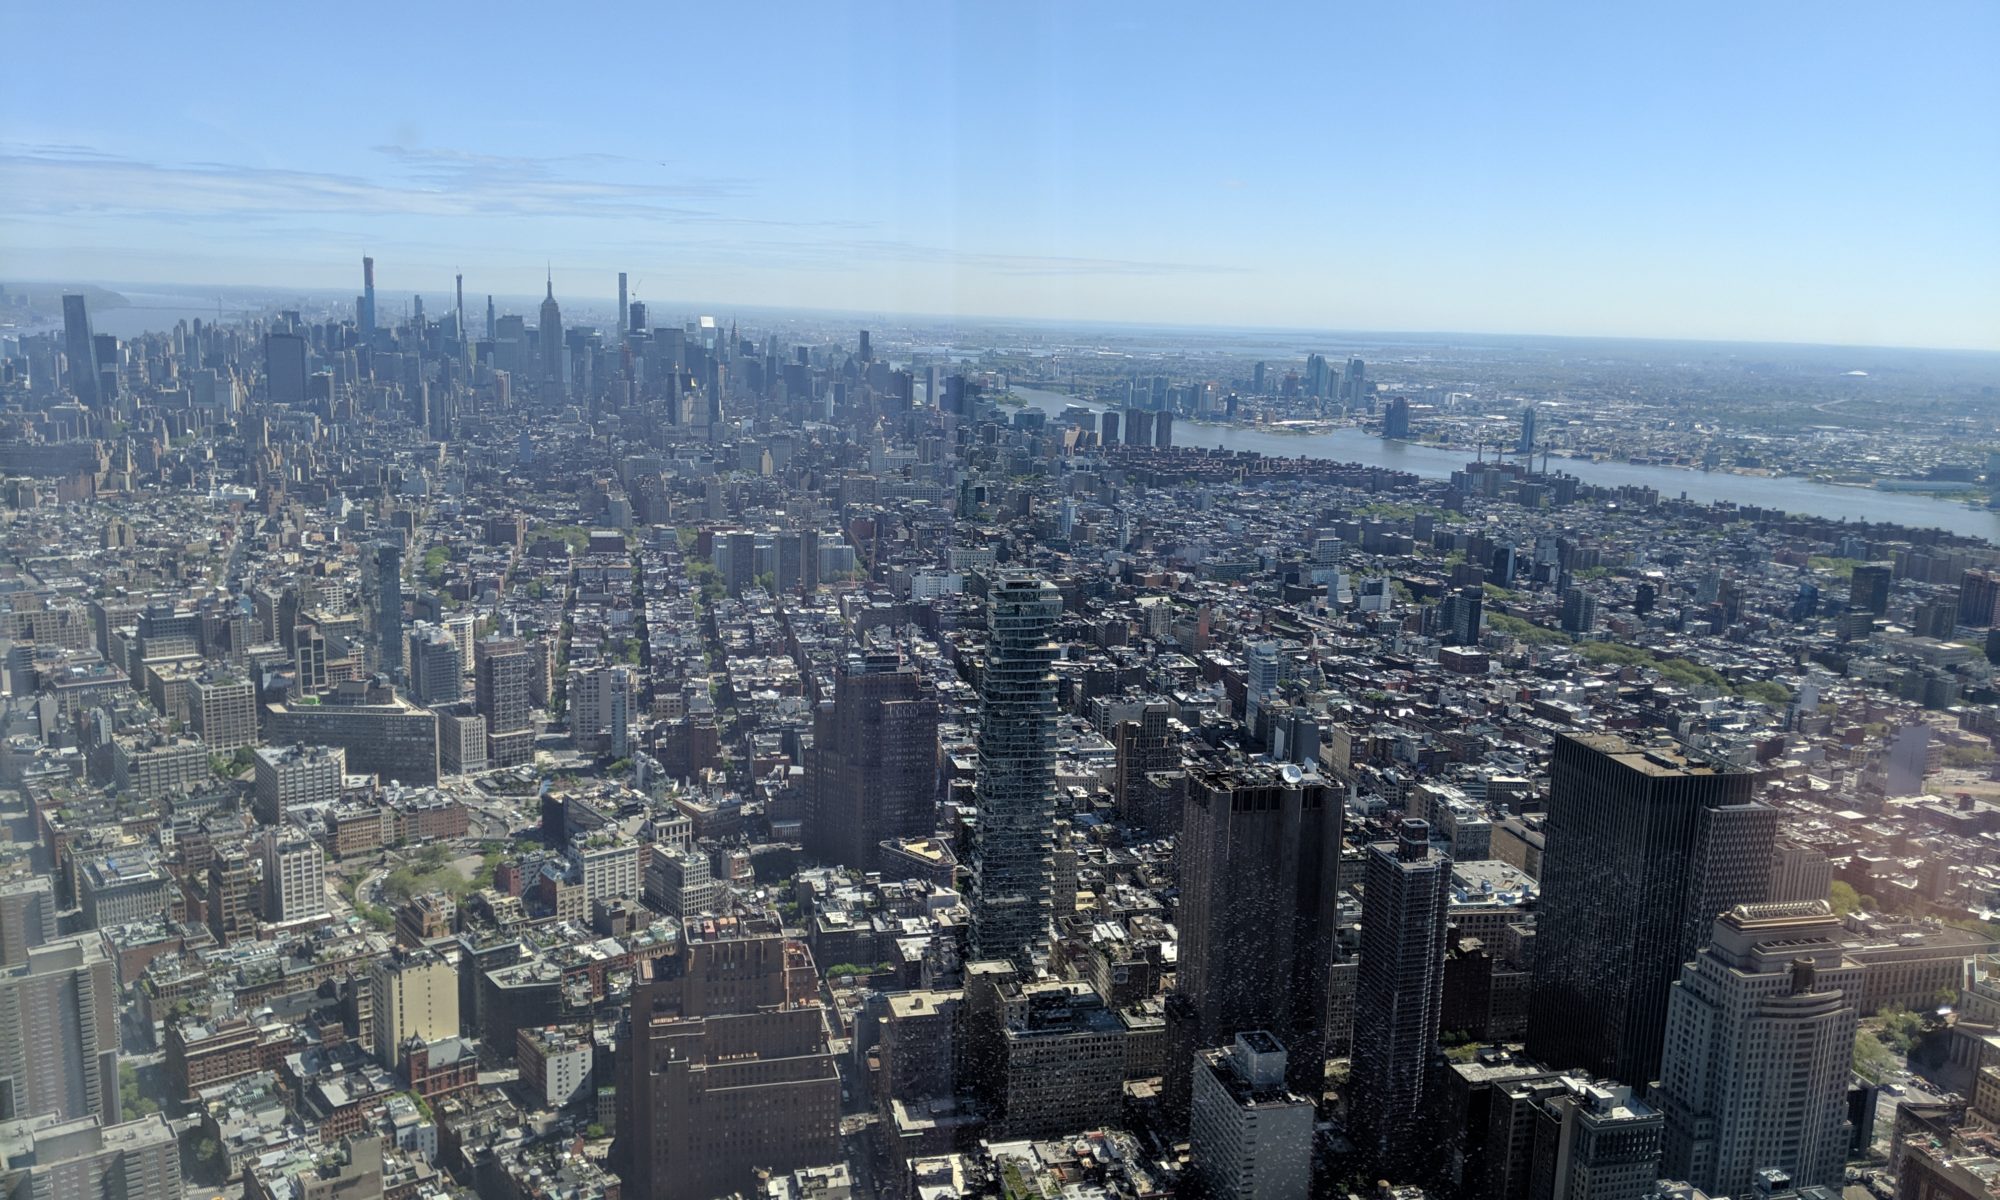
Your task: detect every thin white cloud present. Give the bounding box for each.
[618,234,1252,278]
[0,143,1254,286]
[0,143,847,228]
[370,142,751,200]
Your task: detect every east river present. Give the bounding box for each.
[1011,386,2000,541]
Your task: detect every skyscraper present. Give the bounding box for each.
[618,271,628,340]
[617,924,839,1200]
[1519,406,1538,455]
[253,743,344,825]
[367,947,458,1068]
[375,541,403,675]
[0,938,119,1124]
[485,294,496,341]
[1351,818,1452,1169]
[609,665,629,759]
[1958,568,2000,627]
[1443,586,1485,646]
[1112,702,1178,832]
[1384,395,1412,440]
[1653,902,1860,1197]
[406,624,464,707]
[0,879,56,969]
[192,672,257,751]
[360,256,377,339]
[1849,562,1893,618]
[259,830,327,923]
[805,650,940,870]
[1168,761,1341,1124]
[1528,733,1775,1085]
[1126,409,1153,446]
[265,332,307,407]
[1560,587,1598,635]
[1342,356,1367,405]
[968,576,1063,968]
[540,274,564,387]
[1245,640,1281,732]
[61,294,101,407]
[206,851,256,946]
[476,636,534,767]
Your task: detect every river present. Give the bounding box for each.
[1011,385,2000,542]
[92,293,260,338]
[8,292,261,341]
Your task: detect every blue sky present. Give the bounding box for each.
[4,1,1996,348]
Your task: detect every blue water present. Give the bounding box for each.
[91,293,257,338]
[1012,386,2000,541]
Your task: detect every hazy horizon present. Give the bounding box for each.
[7,0,1997,350]
[15,274,2000,364]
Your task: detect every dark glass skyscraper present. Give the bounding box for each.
[1384,395,1411,439]
[266,332,307,407]
[805,649,940,870]
[1166,760,1341,1126]
[61,294,100,407]
[1848,562,1893,618]
[375,541,403,675]
[1351,818,1452,1170]
[1527,732,1774,1085]
[968,576,1062,969]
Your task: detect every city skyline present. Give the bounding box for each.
[8,4,2000,1195]
[4,2,1997,350]
[4,257,1996,1199]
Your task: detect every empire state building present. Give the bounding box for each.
[539,275,564,388]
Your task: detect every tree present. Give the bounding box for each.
[119,1061,159,1116]
[1873,1005,1925,1054]
[1852,1029,1897,1082]
[183,1132,226,1185]
[1829,881,1861,916]
[472,851,503,892]
[1737,680,1794,707]
[1945,743,1996,770]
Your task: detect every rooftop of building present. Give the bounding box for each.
[1568,730,1735,777]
